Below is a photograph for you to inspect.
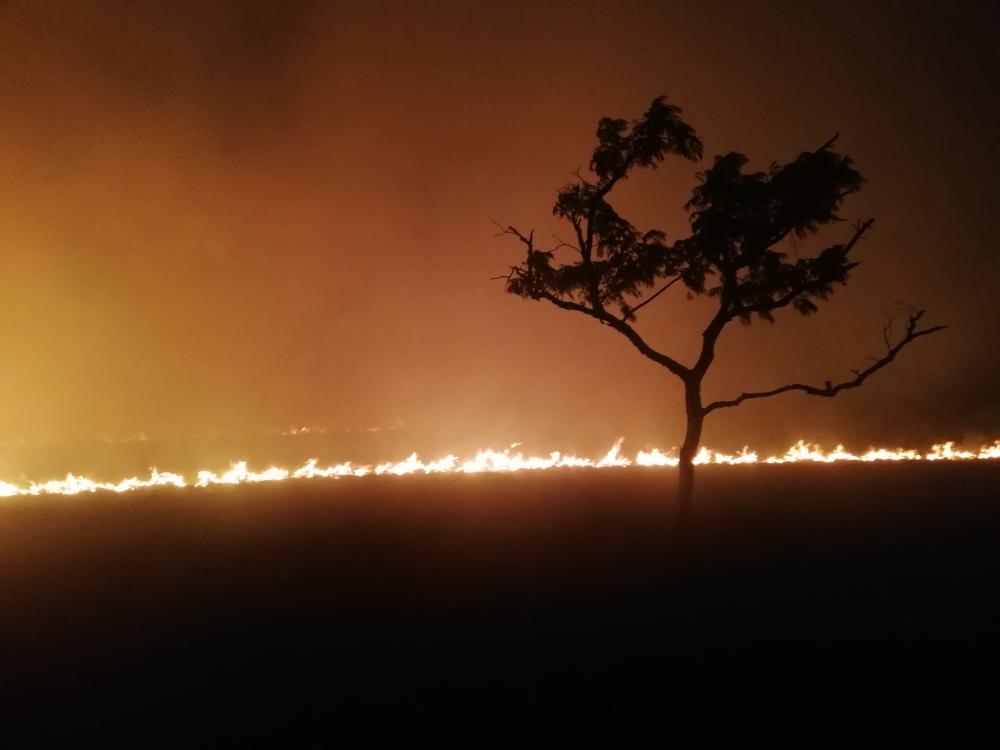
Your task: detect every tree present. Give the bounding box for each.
[496,96,945,527]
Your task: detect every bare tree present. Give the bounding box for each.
[496,96,945,526]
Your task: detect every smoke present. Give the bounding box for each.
[0,0,996,477]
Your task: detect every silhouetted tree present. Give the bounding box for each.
[497,96,945,526]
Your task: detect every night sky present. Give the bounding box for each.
[1,0,997,475]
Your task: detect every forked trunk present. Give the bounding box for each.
[675,378,704,531]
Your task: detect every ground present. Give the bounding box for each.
[1,463,997,744]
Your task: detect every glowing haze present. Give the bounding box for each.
[1,1,998,479]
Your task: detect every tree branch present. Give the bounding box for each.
[552,233,581,256]
[692,304,732,377]
[534,289,691,379]
[703,310,946,413]
[499,222,690,380]
[816,132,840,153]
[626,274,683,318]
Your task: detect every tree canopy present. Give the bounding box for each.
[505,97,873,335]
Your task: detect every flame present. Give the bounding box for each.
[0,439,997,499]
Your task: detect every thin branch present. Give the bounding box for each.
[816,132,840,153]
[569,217,587,260]
[703,310,947,413]
[489,268,517,282]
[498,223,534,246]
[627,275,683,318]
[552,233,581,256]
[881,313,894,350]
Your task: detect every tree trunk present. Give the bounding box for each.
[675,378,704,531]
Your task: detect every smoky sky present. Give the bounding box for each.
[1,0,998,471]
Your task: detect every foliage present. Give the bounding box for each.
[504,96,869,328]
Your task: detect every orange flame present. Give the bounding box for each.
[1,439,997,498]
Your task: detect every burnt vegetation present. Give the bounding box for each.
[2,466,997,743]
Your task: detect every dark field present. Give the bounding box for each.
[1,464,998,745]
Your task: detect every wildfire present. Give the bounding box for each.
[0,439,997,499]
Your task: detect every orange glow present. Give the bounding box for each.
[0,439,997,498]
